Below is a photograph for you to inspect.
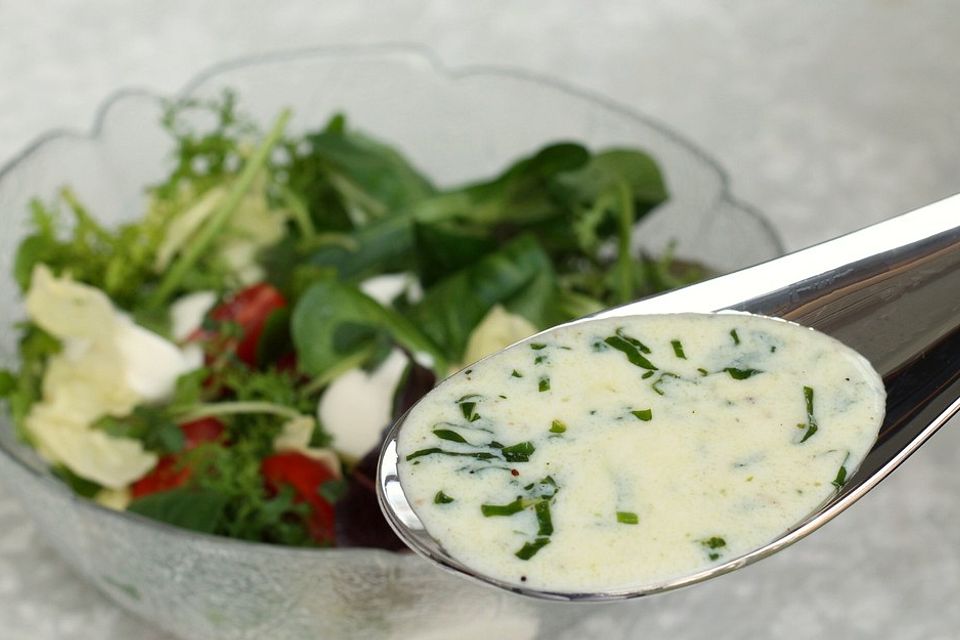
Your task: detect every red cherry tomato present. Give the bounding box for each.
[261,452,337,543]
[131,456,190,499]
[179,417,226,449]
[207,283,287,366]
[130,418,227,499]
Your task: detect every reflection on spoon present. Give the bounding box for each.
[378,194,960,600]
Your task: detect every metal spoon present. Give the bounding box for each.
[377,194,960,600]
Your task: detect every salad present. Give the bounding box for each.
[0,92,704,548]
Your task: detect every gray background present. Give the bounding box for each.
[0,2,957,638]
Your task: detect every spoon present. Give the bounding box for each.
[377,193,960,600]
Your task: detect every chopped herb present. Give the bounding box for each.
[591,340,608,352]
[701,536,726,560]
[770,345,777,353]
[642,370,655,379]
[616,328,652,353]
[651,371,681,395]
[832,451,851,490]
[730,329,741,345]
[434,491,455,504]
[724,367,762,380]
[405,447,500,462]
[515,537,551,560]
[534,355,547,365]
[457,394,482,422]
[549,419,567,434]
[616,511,639,525]
[535,501,554,535]
[530,343,547,350]
[432,428,469,444]
[671,339,686,359]
[481,498,527,517]
[524,475,558,498]
[604,335,657,370]
[502,441,536,462]
[631,409,653,421]
[511,369,523,378]
[538,376,550,392]
[798,385,819,443]
[697,367,709,376]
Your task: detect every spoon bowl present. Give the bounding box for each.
[378,193,960,600]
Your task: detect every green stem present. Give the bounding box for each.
[148,108,292,307]
[278,184,316,240]
[177,401,303,422]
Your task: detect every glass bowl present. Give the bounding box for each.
[0,46,782,640]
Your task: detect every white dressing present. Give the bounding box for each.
[397,313,885,592]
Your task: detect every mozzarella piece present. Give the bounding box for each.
[169,290,216,341]
[319,349,409,461]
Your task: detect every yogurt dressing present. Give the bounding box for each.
[396,313,886,593]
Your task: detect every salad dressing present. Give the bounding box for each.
[396,313,886,592]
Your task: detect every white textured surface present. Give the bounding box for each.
[0,2,958,639]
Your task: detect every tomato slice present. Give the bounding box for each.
[208,283,287,366]
[130,418,227,498]
[261,452,337,544]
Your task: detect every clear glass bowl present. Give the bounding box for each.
[0,46,781,640]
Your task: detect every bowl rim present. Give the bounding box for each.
[0,43,784,558]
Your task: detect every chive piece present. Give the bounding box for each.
[502,441,535,462]
[724,367,763,380]
[697,367,709,376]
[539,376,550,392]
[592,340,608,352]
[770,345,777,353]
[511,369,523,378]
[515,537,551,560]
[405,448,500,462]
[730,329,741,345]
[434,491,454,504]
[433,428,468,444]
[535,501,554,536]
[651,372,680,395]
[616,328,652,353]
[642,370,655,379]
[549,419,567,434]
[524,475,558,498]
[604,336,657,370]
[616,511,639,525]
[799,385,819,443]
[530,343,547,351]
[534,355,547,365]
[671,340,686,359]
[631,409,653,422]
[481,498,526,517]
[832,451,851,489]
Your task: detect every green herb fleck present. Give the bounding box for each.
[457,394,482,422]
[701,536,727,560]
[671,340,686,359]
[724,367,762,380]
[798,385,819,443]
[631,409,653,421]
[481,498,526,517]
[538,376,550,392]
[832,451,851,490]
[434,491,455,504]
[604,335,657,370]
[651,372,681,395]
[549,419,567,434]
[433,428,468,444]
[530,343,547,351]
[406,448,500,462]
[535,501,554,535]
[511,369,523,378]
[515,537,551,560]
[534,355,547,365]
[616,511,639,525]
[502,441,535,462]
[697,367,709,376]
[730,329,741,345]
